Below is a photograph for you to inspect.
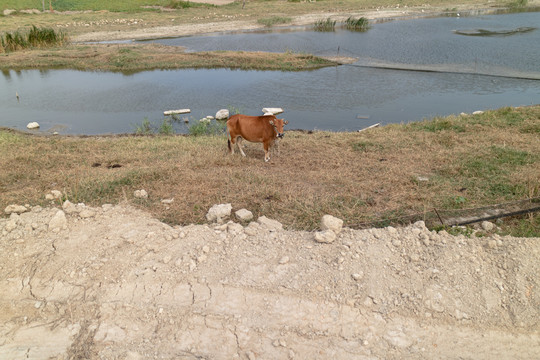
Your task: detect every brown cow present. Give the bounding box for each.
[227,114,289,162]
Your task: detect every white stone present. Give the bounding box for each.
[4,205,28,215]
[279,256,290,264]
[79,209,96,219]
[235,209,253,222]
[262,107,284,115]
[321,215,343,234]
[351,272,364,281]
[161,198,174,204]
[51,190,62,199]
[163,109,190,115]
[257,216,283,231]
[49,210,67,231]
[206,203,232,223]
[481,221,495,231]
[472,110,484,115]
[314,230,336,243]
[26,122,40,129]
[134,190,148,199]
[215,109,229,120]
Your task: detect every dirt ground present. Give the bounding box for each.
[1,201,539,359]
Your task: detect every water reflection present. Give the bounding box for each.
[1,11,539,135]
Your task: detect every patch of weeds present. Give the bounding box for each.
[508,0,528,8]
[500,214,540,237]
[0,25,67,53]
[167,0,211,9]
[408,117,465,132]
[227,105,244,116]
[258,16,292,27]
[314,18,336,32]
[351,141,382,152]
[520,122,540,134]
[432,225,474,237]
[345,17,370,32]
[134,118,153,135]
[158,118,174,135]
[188,118,226,136]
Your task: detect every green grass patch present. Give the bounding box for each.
[257,16,292,27]
[407,116,466,132]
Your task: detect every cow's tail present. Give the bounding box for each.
[226,116,231,152]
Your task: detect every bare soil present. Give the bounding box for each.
[1,202,539,359]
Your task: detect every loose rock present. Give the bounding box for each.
[206,203,232,223]
[321,215,343,234]
[4,205,28,215]
[314,230,336,243]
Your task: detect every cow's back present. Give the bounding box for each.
[227,114,275,142]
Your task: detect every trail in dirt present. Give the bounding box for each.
[1,203,539,359]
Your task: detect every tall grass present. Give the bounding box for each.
[314,18,336,32]
[0,26,67,53]
[345,17,370,32]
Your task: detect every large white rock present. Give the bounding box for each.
[27,122,40,129]
[4,204,28,215]
[262,108,284,115]
[215,109,229,120]
[206,203,232,223]
[321,215,343,234]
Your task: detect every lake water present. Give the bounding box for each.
[1,11,538,134]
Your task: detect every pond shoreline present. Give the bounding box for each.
[71,4,537,43]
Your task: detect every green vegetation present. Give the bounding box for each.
[257,16,292,27]
[188,118,226,136]
[314,18,336,32]
[345,16,370,32]
[0,25,67,53]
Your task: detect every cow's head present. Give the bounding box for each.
[269,118,289,138]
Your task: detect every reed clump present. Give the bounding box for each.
[314,18,336,32]
[345,16,370,32]
[0,25,67,53]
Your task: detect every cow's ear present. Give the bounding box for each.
[284,120,289,125]
[269,120,274,125]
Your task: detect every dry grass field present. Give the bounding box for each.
[1,106,538,235]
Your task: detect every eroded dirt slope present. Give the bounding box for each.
[1,203,539,359]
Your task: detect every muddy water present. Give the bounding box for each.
[1,12,538,135]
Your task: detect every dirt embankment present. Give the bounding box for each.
[1,202,539,359]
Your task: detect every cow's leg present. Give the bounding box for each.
[263,141,271,162]
[237,137,247,157]
[229,134,235,154]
